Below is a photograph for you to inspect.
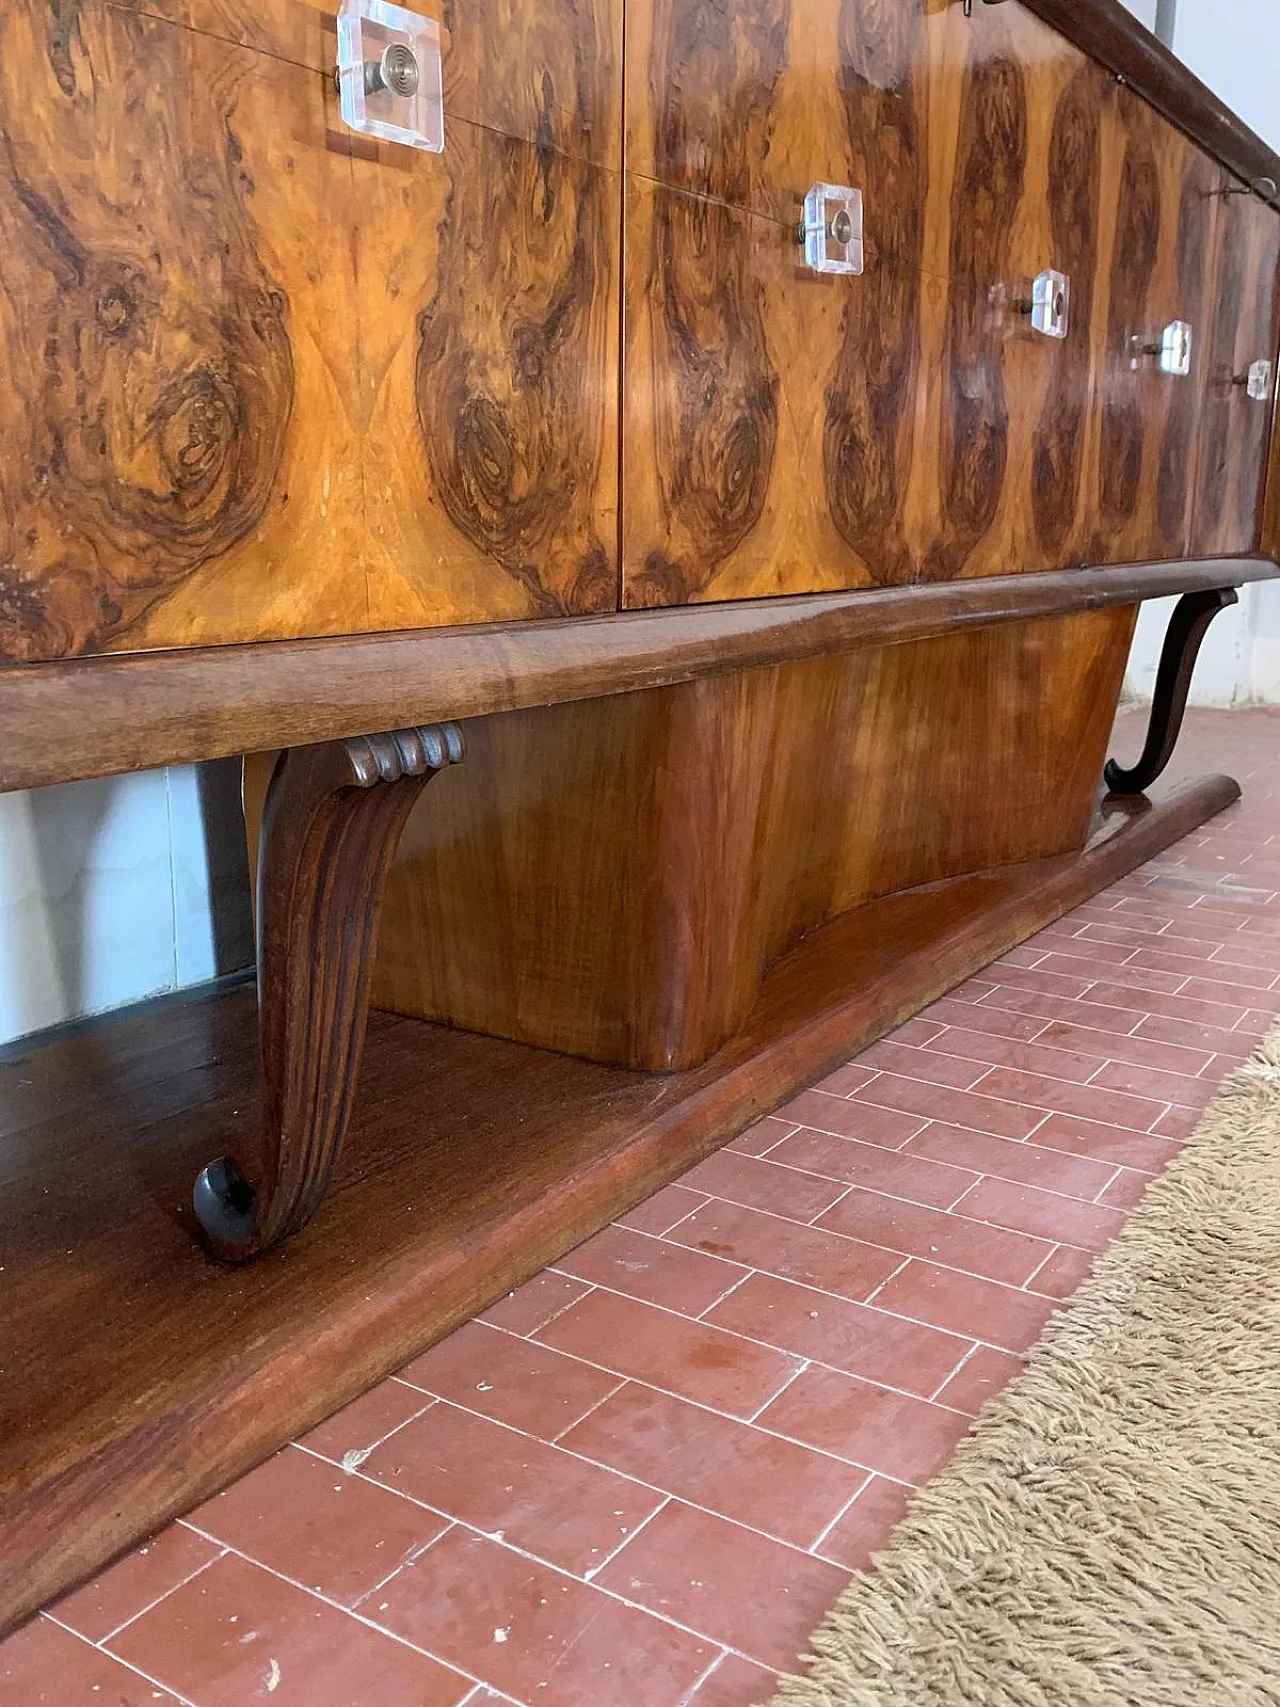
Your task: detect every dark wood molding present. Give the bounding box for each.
[1021,0,1280,211]
[0,769,1238,1636]
[1,559,1276,795]
[193,724,465,1261]
[1104,589,1239,796]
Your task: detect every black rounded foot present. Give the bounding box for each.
[192,1155,261,1262]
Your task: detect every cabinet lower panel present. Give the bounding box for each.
[369,606,1136,1069]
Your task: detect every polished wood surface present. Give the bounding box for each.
[113,0,623,166]
[2,558,1275,795]
[0,0,619,661]
[2,0,1278,654]
[1089,93,1219,564]
[619,0,1280,604]
[1190,189,1280,556]
[1018,0,1280,211]
[0,768,1237,1638]
[195,724,464,1260]
[370,608,1134,1068]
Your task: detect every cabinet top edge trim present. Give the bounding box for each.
[1024,0,1280,211]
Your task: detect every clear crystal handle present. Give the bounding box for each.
[796,185,864,276]
[336,0,444,153]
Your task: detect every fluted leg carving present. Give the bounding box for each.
[1104,589,1238,796]
[193,723,464,1262]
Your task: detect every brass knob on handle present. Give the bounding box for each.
[366,41,421,97]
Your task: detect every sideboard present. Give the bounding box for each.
[2,0,1279,1635]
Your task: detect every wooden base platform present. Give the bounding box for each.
[0,772,1237,1636]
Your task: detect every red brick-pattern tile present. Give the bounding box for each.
[595,1501,848,1671]
[19,708,1280,1706]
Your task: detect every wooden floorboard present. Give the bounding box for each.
[0,772,1237,1635]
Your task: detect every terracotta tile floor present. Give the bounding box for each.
[8,706,1280,1707]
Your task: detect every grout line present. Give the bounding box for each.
[860,1254,912,1307]
[584,1494,672,1583]
[45,1613,205,1707]
[1020,1242,1069,1293]
[928,1340,981,1404]
[515,1281,601,1341]
[351,1521,457,1611]
[92,1546,229,1646]
[746,1355,812,1423]
[805,1471,876,1557]
[549,1376,629,1445]
[676,1649,738,1707]
[1092,1164,1126,1206]
[693,1268,756,1323]
[324,1390,436,1469]
[745,1119,804,1157]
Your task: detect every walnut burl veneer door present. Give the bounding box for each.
[1088,94,1218,566]
[0,0,620,661]
[912,1,1113,582]
[110,0,622,168]
[1190,194,1280,558]
[620,0,935,604]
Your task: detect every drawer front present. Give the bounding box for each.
[0,2,619,660]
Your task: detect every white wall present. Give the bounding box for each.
[0,763,252,1046]
[1123,0,1280,706]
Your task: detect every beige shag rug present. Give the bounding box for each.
[771,1021,1280,1707]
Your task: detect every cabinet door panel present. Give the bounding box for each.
[914,3,1111,580]
[1191,195,1280,557]
[622,180,888,604]
[0,1,619,660]
[0,3,357,661]
[358,125,620,628]
[626,0,935,238]
[621,0,932,603]
[1089,96,1218,564]
[110,0,622,167]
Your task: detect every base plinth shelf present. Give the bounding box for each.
[0,772,1238,1635]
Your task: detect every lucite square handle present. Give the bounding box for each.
[336,0,444,152]
[797,185,865,276]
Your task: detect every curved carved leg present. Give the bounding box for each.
[1103,589,1238,796]
[193,723,464,1262]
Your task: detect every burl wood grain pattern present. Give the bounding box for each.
[1190,188,1280,557]
[621,0,936,604]
[1088,94,1219,564]
[620,0,1150,602]
[623,0,1280,605]
[0,0,619,660]
[0,2,296,660]
[112,0,622,167]
[367,605,1135,1068]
